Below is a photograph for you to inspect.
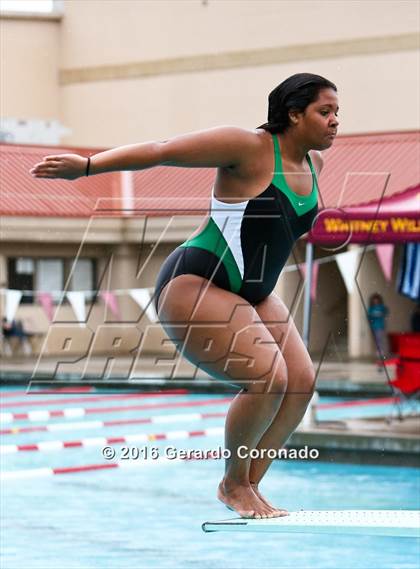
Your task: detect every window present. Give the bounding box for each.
[36,259,64,301]
[8,258,34,304]
[7,257,97,304]
[69,258,97,302]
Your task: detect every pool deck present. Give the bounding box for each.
[0,354,396,394]
[291,415,420,467]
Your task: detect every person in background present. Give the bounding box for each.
[367,294,389,370]
[1,318,32,356]
[2,318,23,339]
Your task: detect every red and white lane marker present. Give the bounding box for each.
[1,426,224,454]
[0,411,226,435]
[0,456,215,480]
[0,389,187,409]
[0,396,400,425]
[0,396,232,424]
[3,397,400,436]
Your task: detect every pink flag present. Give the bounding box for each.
[298,262,320,301]
[36,292,54,321]
[100,291,121,320]
[375,244,394,282]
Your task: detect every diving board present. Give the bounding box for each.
[202,510,420,537]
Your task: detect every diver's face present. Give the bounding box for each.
[293,88,339,150]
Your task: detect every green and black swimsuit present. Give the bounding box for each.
[154,134,319,309]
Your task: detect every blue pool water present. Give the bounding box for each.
[1,387,419,569]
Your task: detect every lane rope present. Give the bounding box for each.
[0,396,232,424]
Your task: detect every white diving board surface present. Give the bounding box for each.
[202,510,420,538]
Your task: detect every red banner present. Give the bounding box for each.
[310,212,420,244]
[309,186,419,245]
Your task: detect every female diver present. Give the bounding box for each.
[30,73,339,519]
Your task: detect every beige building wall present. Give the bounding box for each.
[0,12,60,120]
[1,1,419,145]
[58,0,420,65]
[57,1,420,144]
[59,50,419,148]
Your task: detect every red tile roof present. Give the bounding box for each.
[0,143,120,218]
[95,167,215,217]
[318,131,420,208]
[1,131,419,218]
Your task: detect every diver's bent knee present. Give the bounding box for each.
[247,372,287,397]
[300,368,316,395]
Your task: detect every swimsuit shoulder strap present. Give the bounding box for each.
[305,152,319,189]
[271,133,281,183]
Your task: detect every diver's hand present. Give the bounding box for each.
[29,154,89,180]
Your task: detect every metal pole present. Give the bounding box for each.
[302,241,314,348]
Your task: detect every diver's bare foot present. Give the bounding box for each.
[250,483,288,518]
[217,479,275,519]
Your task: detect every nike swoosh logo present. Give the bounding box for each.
[298,202,305,206]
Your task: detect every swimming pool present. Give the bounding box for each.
[1,387,419,569]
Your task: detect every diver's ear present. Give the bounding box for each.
[289,110,299,125]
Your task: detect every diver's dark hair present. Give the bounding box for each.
[258,73,337,134]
